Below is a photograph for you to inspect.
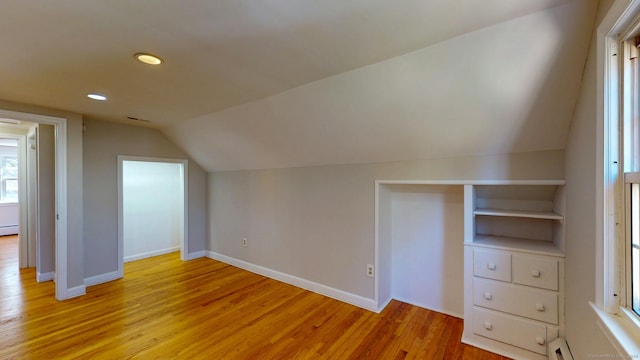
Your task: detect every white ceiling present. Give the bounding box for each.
[0,0,595,171]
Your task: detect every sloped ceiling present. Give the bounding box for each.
[166,0,597,171]
[0,0,595,171]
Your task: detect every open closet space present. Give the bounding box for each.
[377,183,465,317]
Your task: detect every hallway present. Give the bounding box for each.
[0,235,20,275]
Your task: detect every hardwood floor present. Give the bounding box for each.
[0,236,509,359]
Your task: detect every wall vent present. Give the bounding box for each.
[125,116,150,123]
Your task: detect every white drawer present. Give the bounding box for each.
[513,253,559,291]
[473,307,550,356]
[473,248,511,282]
[473,277,558,324]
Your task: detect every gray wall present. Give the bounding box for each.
[563,0,618,358]
[83,118,207,279]
[209,150,564,299]
[37,124,56,275]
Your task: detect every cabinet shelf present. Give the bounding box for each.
[474,208,563,221]
[471,235,564,257]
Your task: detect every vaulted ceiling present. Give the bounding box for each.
[0,0,595,171]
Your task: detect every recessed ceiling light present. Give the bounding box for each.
[87,94,107,101]
[134,53,163,65]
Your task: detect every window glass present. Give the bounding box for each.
[632,184,640,315]
[0,155,18,203]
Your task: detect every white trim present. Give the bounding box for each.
[601,0,640,38]
[117,157,124,278]
[591,302,640,357]
[184,250,206,261]
[17,134,27,268]
[598,0,631,315]
[124,247,180,263]
[117,155,189,278]
[37,271,54,283]
[84,270,120,287]
[375,179,565,186]
[207,251,378,312]
[377,296,393,313]
[66,284,86,299]
[625,171,640,183]
[0,226,19,236]
[183,160,189,260]
[374,181,380,308]
[0,109,69,301]
[597,1,640,357]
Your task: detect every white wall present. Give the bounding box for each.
[563,0,617,358]
[123,161,183,262]
[0,204,18,235]
[209,150,564,301]
[389,185,464,317]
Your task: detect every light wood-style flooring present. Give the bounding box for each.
[0,235,509,359]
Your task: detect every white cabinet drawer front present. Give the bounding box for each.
[473,248,511,282]
[473,307,549,356]
[473,278,558,324]
[512,254,559,291]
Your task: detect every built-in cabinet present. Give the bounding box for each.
[375,180,566,360]
[462,181,565,360]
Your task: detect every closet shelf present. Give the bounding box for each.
[474,208,563,221]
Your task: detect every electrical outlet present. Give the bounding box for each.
[242,238,247,247]
[367,264,374,278]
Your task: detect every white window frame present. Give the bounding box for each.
[595,0,640,357]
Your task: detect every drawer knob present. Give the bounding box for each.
[536,336,545,345]
[484,322,493,331]
[483,292,493,300]
[487,263,496,271]
[531,270,541,278]
[535,303,545,312]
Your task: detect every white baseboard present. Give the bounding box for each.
[124,246,180,263]
[37,271,54,283]
[391,295,463,319]
[207,251,377,312]
[0,226,18,236]
[66,284,86,299]
[377,296,393,313]
[184,250,206,261]
[85,270,121,287]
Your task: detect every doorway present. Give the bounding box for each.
[0,127,45,273]
[0,124,56,280]
[0,138,20,276]
[0,118,60,292]
[117,156,188,277]
[0,109,69,301]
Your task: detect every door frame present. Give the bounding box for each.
[0,109,68,300]
[117,155,189,277]
[0,131,31,268]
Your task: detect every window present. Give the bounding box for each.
[596,2,640,356]
[630,182,640,315]
[0,155,18,203]
[623,36,640,319]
